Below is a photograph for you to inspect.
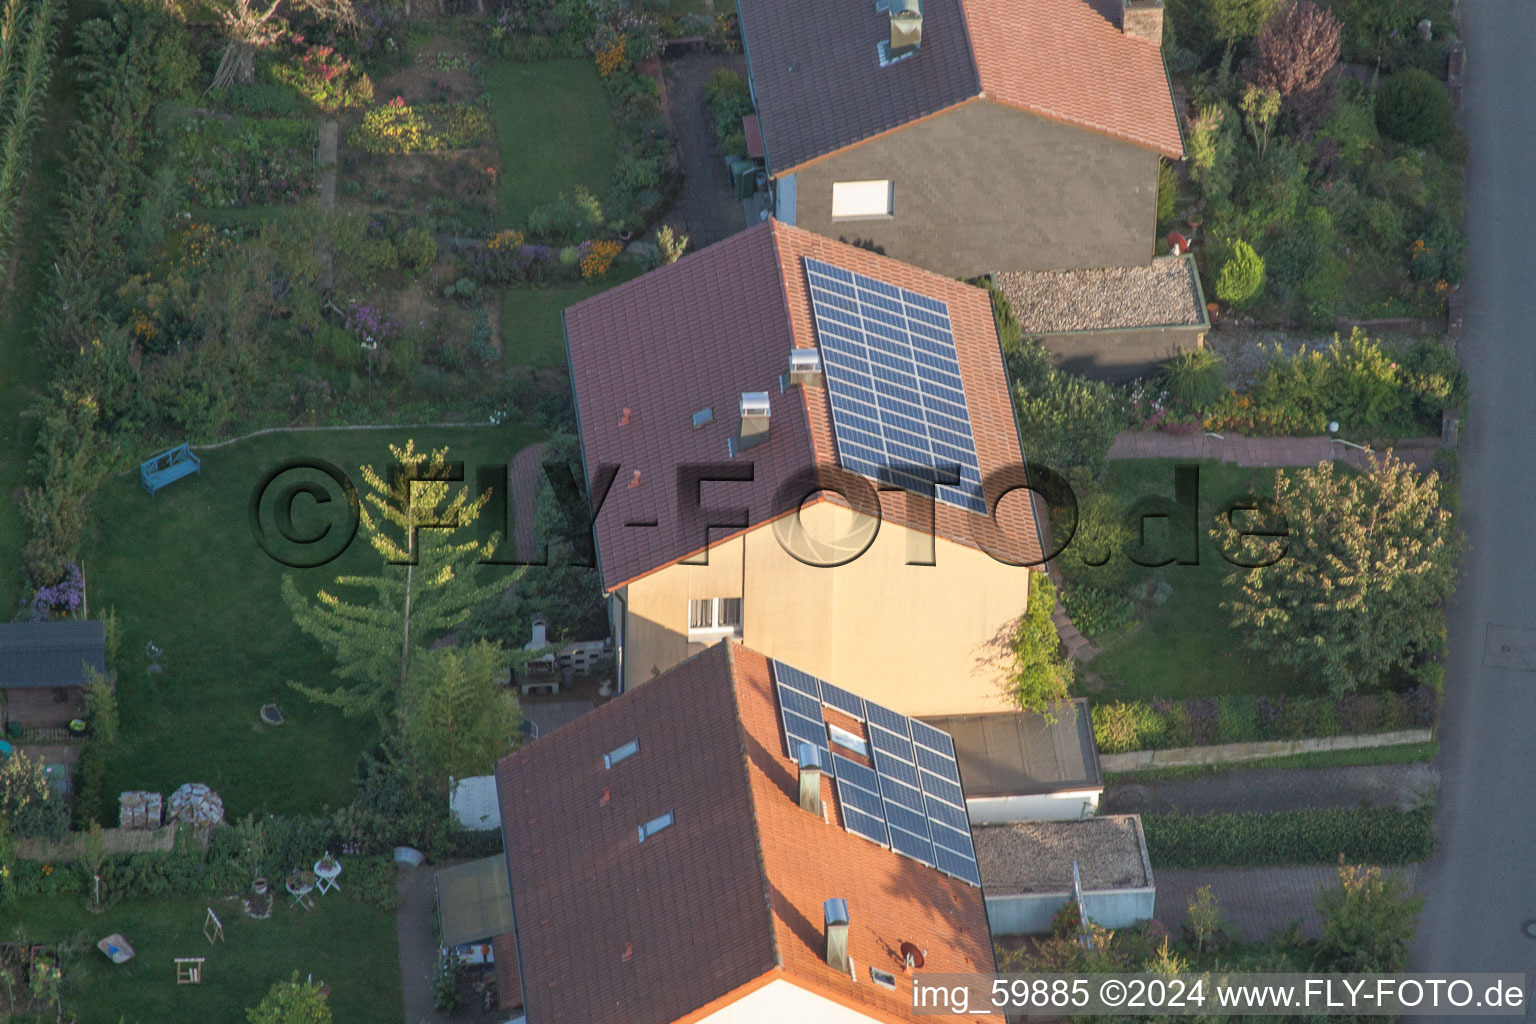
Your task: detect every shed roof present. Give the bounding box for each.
[0,620,106,690]
[435,856,516,948]
[974,815,1150,895]
[923,699,1102,798]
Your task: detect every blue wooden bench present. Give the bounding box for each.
[141,443,201,496]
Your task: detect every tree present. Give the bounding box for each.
[1217,454,1461,696]
[1002,575,1072,715]
[1316,862,1423,972]
[247,971,333,1024]
[400,641,523,795]
[1248,1,1342,129]
[283,441,512,725]
[82,667,118,747]
[1209,0,1283,42]
[0,751,66,841]
[1238,84,1282,159]
[1185,885,1225,952]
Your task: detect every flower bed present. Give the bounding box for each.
[177,116,318,208]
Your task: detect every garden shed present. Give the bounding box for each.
[975,815,1155,935]
[924,698,1103,822]
[0,620,106,728]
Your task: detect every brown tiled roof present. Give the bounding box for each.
[494,642,1002,1024]
[563,219,1045,593]
[737,0,1182,172]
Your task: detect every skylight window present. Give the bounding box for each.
[637,810,675,842]
[827,723,868,758]
[870,967,897,990]
[605,739,640,769]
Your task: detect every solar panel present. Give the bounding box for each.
[772,662,981,887]
[802,257,988,516]
[819,680,866,720]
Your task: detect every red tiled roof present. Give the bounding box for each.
[964,0,1184,159]
[494,642,1002,1024]
[563,219,1045,593]
[738,0,1181,172]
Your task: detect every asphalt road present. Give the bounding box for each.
[1408,0,1536,1006]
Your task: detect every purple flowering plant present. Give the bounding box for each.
[32,563,84,617]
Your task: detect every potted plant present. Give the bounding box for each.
[317,852,339,875]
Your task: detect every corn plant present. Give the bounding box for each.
[0,0,62,273]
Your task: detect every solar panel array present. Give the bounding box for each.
[771,659,981,886]
[802,257,988,516]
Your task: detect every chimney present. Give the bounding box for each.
[890,0,923,57]
[1122,0,1163,44]
[797,742,824,816]
[735,392,771,452]
[789,349,823,389]
[824,899,851,974]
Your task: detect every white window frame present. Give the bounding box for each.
[831,179,894,220]
[637,810,675,842]
[604,738,640,770]
[688,597,742,637]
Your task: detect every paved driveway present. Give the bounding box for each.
[1408,0,1536,1003]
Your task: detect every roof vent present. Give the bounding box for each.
[797,741,824,817]
[789,349,823,389]
[824,898,851,974]
[887,0,922,60]
[734,392,771,453]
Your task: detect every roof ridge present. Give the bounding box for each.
[767,220,824,467]
[721,640,786,973]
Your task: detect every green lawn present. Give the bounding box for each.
[0,895,401,1024]
[1081,460,1326,703]
[483,59,618,228]
[500,262,646,368]
[84,424,538,818]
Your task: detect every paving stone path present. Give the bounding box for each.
[1106,430,1440,471]
[661,54,750,250]
[1155,864,1420,942]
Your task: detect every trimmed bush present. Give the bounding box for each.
[1143,807,1435,867]
[1090,686,1437,753]
[1374,69,1454,148]
[1215,238,1266,308]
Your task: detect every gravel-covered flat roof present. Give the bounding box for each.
[994,255,1207,334]
[974,816,1149,895]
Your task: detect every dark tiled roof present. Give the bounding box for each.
[737,0,980,175]
[924,699,1103,798]
[738,0,1182,172]
[494,642,1001,1024]
[564,219,1045,593]
[0,620,106,689]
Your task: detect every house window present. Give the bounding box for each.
[637,810,674,842]
[831,180,893,220]
[870,967,897,990]
[688,598,742,635]
[604,738,640,769]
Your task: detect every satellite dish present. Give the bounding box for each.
[1166,231,1190,255]
[899,942,925,970]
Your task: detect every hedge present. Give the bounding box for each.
[1091,687,1438,754]
[1143,807,1435,867]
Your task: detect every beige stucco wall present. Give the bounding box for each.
[692,977,887,1024]
[619,501,1032,716]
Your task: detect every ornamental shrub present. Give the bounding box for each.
[1160,349,1228,413]
[1156,158,1177,228]
[1374,69,1454,148]
[1215,238,1265,308]
[397,228,437,275]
